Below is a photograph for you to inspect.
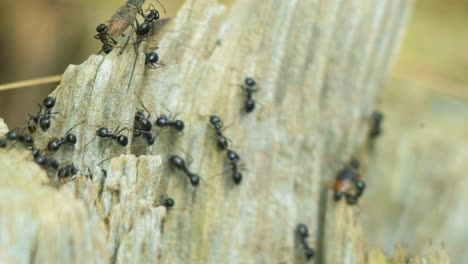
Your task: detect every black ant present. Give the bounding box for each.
[155,109,185,133]
[236,77,258,113]
[134,111,152,134]
[28,97,54,132]
[152,101,185,134]
[370,111,384,138]
[18,133,34,148]
[47,127,78,152]
[169,155,200,186]
[162,197,175,209]
[209,115,230,150]
[27,96,57,132]
[296,223,315,261]
[134,6,161,48]
[333,159,366,205]
[3,130,33,148]
[227,149,243,184]
[32,147,60,170]
[58,164,79,179]
[132,101,156,146]
[145,50,164,69]
[95,24,117,54]
[96,127,129,147]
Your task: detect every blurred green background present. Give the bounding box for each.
[0,0,467,262]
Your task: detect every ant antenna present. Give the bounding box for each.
[153,0,167,14]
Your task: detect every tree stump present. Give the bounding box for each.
[0,0,450,263]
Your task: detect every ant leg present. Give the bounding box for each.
[154,62,166,69]
[119,24,136,55]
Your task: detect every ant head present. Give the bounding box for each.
[21,134,34,146]
[245,77,256,86]
[189,173,200,186]
[169,155,185,170]
[147,9,160,21]
[155,116,169,127]
[6,130,19,140]
[66,133,77,144]
[173,120,185,132]
[96,24,108,33]
[117,135,128,146]
[32,147,41,157]
[43,96,56,109]
[70,165,79,175]
[232,172,242,185]
[145,51,159,64]
[47,139,61,151]
[372,111,384,122]
[35,155,47,166]
[245,99,256,113]
[209,115,221,126]
[39,118,51,131]
[136,23,151,36]
[135,111,145,120]
[355,180,366,192]
[296,223,309,238]
[163,197,175,208]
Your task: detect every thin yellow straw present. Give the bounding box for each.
[0,75,62,92]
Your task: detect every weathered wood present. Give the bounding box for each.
[1,0,452,263]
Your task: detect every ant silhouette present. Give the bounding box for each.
[95,24,117,54]
[47,124,80,152]
[154,106,185,133]
[132,97,158,146]
[235,77,258,113]
[145,50,165,69]
[296,223,315,261]
[333,158,366,205]
[58,164,79,179]
[369,111,384,139]
[208,115,231,150]
[169,155,200,186]
[226,149,244,185]
[97,127,129,147]
[27,96,58,132]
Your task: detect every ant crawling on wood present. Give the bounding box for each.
[333,158,366,205]
[27,96,58,132]
[369,110,384,139]
[296,223,315,261]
